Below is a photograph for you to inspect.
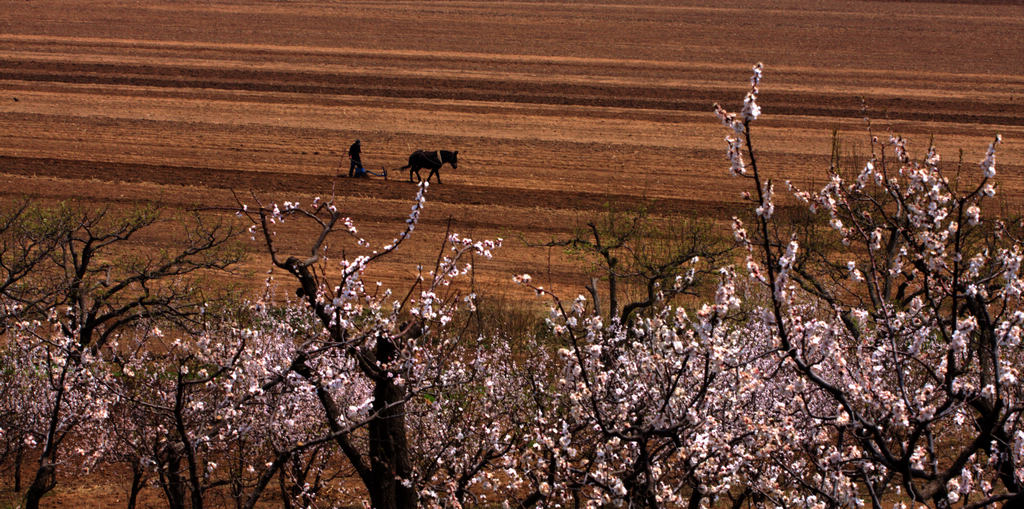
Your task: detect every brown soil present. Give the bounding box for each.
[1,1,1023,505]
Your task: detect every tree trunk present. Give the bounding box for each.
[127,458,144,509]
[686,490,704,509]
[13,444,23,492]
[26,361,72,509]
[157,445,187,509]
[608,258,618,320]
[288,452,319,509]
[23,458,56,509]
[278,467,292,509]
[994,429,1024,495]
[625,442,659,509]
[586,277,601,319]
[366,337,416,509]
[240,451,288,509]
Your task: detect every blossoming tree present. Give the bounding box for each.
[714,63,1024,507]
[0,203,241,509]
[237,184,534,509]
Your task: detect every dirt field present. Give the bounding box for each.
[1,0,1024,506]
[3,0,1024,298]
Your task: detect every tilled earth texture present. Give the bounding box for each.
[2,0,1024,301]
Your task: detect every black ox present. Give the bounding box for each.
[401,150,458,184]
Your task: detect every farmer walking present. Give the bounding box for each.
[348,139,362,177]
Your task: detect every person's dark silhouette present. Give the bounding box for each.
[348,139,362,177]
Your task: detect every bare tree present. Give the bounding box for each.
[537,205,731,325]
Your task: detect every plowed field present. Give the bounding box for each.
[3,0,1024,297]
[3,0,1024,506]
